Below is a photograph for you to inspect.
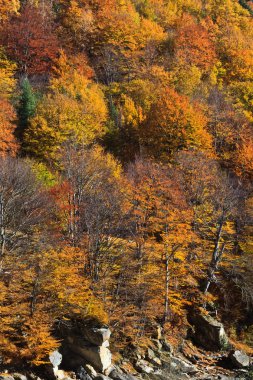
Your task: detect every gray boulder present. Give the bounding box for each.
[170,356,197,374]
[189,313,229,351]
[66,335,111,373]
[229,350,250,368]
[81,328,111,347]
[59,323,112,373]
[146,348,156,360]
[108,369,126,380]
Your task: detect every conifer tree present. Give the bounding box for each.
[17,78,37,141]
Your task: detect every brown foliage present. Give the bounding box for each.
[1,2,59,75]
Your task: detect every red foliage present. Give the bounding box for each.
[175,15,217,72]
[1,3,59,75]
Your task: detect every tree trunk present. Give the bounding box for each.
[164,253,170,323]
[204,218,225,294]
[0,193,5,262]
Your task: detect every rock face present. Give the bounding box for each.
[229,350,250,368]
[81,328,111,347]
[60,323,112,373]
[189,313,229,351]
[66,337,112,373]
[170,356,197,375]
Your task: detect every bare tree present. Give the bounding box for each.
[177,151,245,296]
[60,145,126,281]
[0,156,51,265]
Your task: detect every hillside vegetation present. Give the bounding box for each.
[0,0,253,366]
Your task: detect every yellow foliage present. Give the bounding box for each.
[0,0,19,21]
[0,247,107,365]
[24,53,108,162]
[0,49,16,98]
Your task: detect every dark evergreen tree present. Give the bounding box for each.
[17,77,37,141]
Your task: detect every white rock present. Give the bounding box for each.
[229,350,250,368]
[50,350,63,368]
[67,338,112,372]
[85,364,97,377]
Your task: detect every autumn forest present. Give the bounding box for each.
[0,0,253,367]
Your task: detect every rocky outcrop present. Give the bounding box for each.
[228,350,250,369]
[80,328,111,347]
[169,356,197,375]
[1,319,251,380]
[59,324,112,373]
[189,313,229,351]
[66,336,111,373]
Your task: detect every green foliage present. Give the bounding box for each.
[17,78,38,139]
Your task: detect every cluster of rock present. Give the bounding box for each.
[189,313,230,351]
[0,313,252,380]
[46,323,142,380]
[131,339,198,379]
[58,324,112,374]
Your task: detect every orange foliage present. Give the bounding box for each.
[1,2,59,75]
[0,247,106,365]
[140,87,212,159]
[174,15,217,73]
[0,98,18,156]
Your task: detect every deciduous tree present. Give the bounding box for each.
[0,49,18,155]
[24,53,108,162]
[140,87,212,160]
[1,2,59,75]
[0,157,51,260]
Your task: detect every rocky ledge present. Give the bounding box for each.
[0,314,252,380]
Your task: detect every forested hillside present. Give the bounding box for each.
[0,0,253,367]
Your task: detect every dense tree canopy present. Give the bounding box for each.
[0,0,252,365]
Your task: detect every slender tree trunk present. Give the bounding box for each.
[163,223,170,323]
[164,252,170,322]
[204,218,225,294]
[0,193,5,263]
